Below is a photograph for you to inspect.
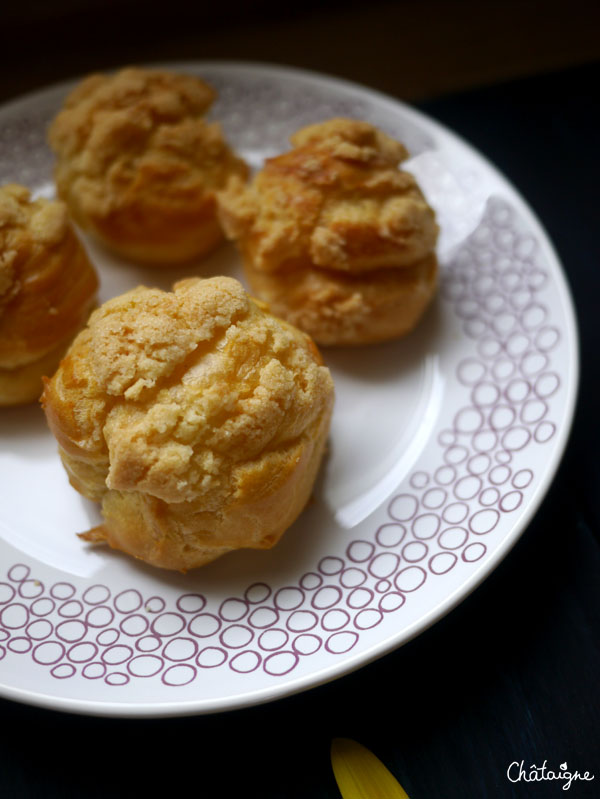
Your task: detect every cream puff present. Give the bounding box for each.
[42,276,334,571]
[0,184,98,405]
[48,67,248,264]
[218,118,439,345]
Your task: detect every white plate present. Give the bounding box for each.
[0,62,578,717]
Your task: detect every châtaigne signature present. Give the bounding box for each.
[507,760,594,791]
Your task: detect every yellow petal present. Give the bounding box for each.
[330,738,409,799]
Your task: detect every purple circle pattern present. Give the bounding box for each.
[1,199,562,687]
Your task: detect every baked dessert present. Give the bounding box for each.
[218,118,439,345]
[0,184,98,406]
[42,276,334,571]
[48,66,248,264]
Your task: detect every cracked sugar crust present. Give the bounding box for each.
[48,67,248,263]
[218,118,439,274]
[218,119,439,346]
[42,276,334,570]
[243,253,438,347]
[1,184,70,304]
[0,184,98,404]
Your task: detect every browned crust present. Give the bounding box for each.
[48,67,248,264]
[0,184,98,405]
[243,252,438,346]
[218,118,439,345]
[41,276,334,570]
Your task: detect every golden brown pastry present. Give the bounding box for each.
[48,67,248,264]
[42,276,334,571]
[218,118,439,345]
[0,184,98,406]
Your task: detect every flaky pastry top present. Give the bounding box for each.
[0,184,98,369]
[43,276,334,509]
[218,118,438,273]
[1,184,69,293]
[48,67,245,227]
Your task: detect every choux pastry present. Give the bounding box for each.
[0,184,98,406]
[48,67,248,264]
[42,276,334,571]
[218,118,439,345]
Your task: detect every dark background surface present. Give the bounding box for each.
[1,1,599,796]
[1,0,599,104]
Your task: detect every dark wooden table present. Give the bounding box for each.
[0,6,599,795]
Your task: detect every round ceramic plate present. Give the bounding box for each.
[0,62,578,717]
